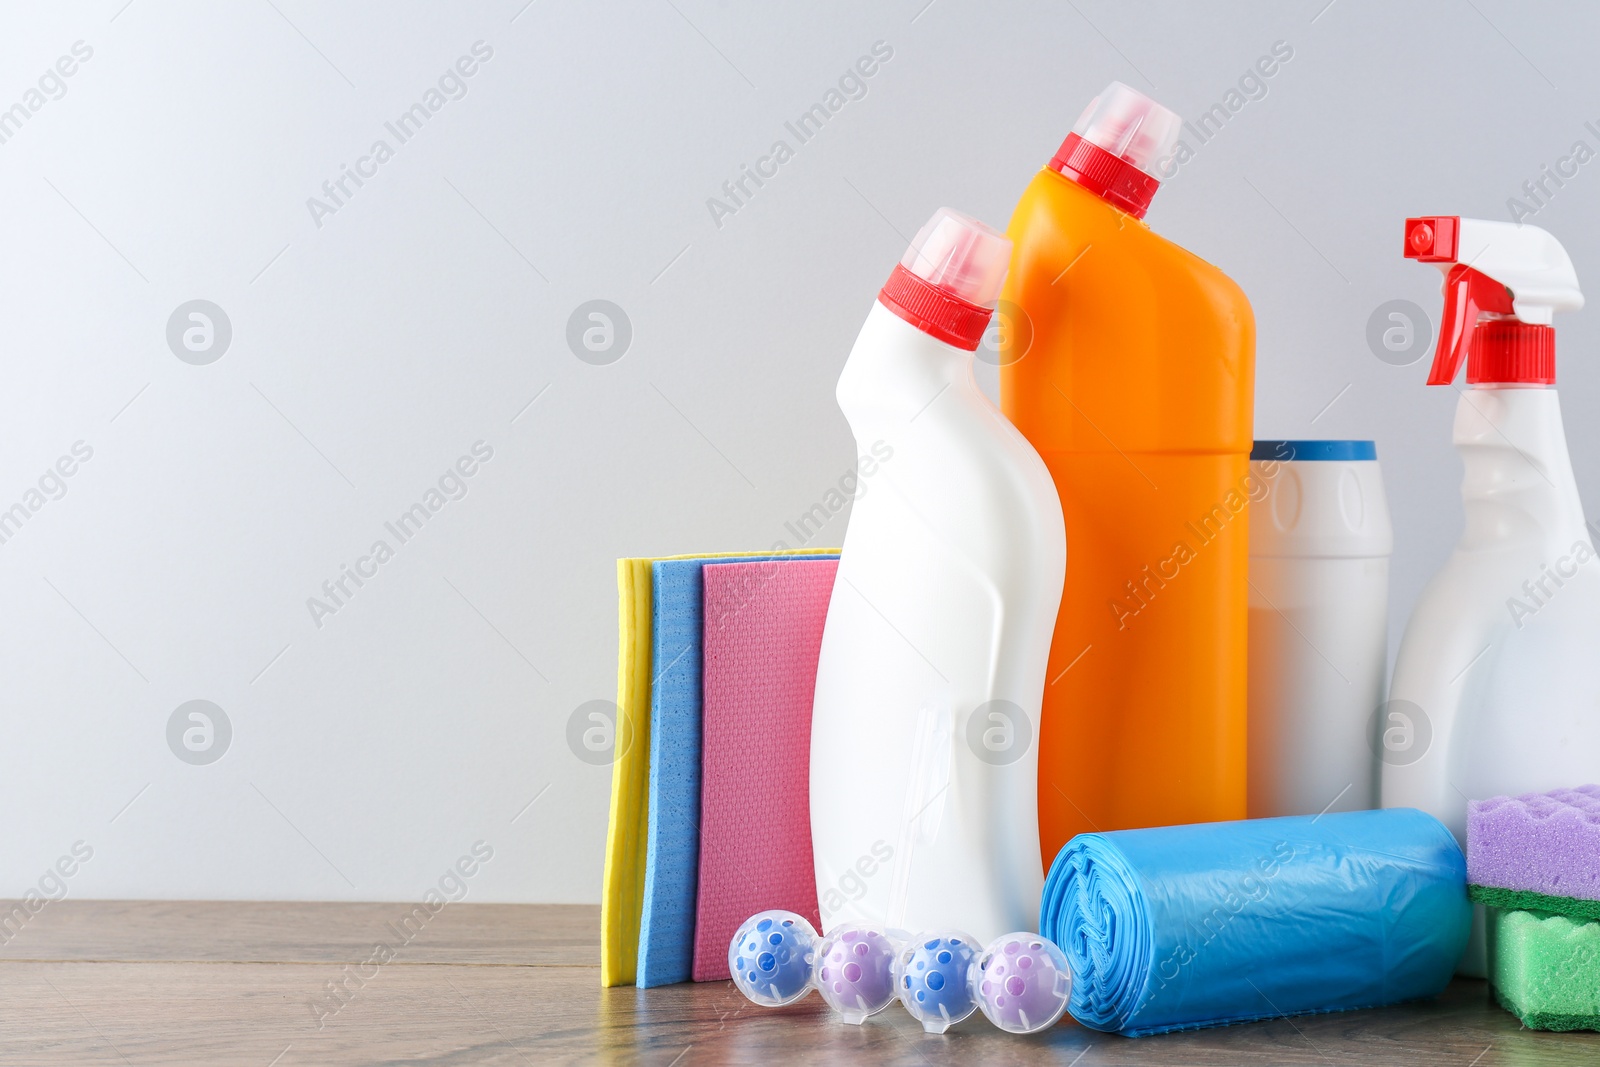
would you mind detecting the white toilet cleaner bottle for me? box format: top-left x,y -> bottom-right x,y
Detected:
1384,216 -> 1600,973
809,208 -> 1066,943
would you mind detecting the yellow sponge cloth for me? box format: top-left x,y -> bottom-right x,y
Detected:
600,548 -> 839,987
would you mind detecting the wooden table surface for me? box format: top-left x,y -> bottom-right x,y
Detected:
0,901 -> 1594,1065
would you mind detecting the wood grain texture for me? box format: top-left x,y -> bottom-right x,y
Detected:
0,902 -> 1594,1066
0,900 -> 595,965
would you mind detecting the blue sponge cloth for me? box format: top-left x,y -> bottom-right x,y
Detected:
636,555 -> 837,987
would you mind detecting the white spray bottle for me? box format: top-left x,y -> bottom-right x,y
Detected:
809,208 -> 1066,943
1384,216 -> 1600,972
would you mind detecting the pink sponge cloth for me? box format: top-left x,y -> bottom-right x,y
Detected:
691,558 -> 836,982
1468,785 -> 1600,908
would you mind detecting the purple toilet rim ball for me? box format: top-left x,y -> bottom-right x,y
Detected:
973,933 -> 1071,1034
815,925 -> 897,1020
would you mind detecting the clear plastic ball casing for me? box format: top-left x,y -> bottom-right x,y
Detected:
893,931 -> 980,1033
812,924 -> 898,1024
970,932 -> 1072,1034
729,910 -> 818,1007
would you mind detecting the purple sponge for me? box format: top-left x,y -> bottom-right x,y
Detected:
1468,785 -> 1600,918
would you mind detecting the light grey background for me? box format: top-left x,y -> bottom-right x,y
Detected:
2,0 -> 1597,902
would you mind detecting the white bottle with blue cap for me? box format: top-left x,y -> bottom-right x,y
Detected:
1247,440 -> 1392,818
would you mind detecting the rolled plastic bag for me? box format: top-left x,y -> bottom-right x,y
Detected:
1040,808 -> 1470,1036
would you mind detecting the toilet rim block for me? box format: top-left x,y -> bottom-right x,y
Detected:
727,910 -> 818,1008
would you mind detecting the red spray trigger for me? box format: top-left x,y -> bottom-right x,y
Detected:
1427,264 -> 1515,385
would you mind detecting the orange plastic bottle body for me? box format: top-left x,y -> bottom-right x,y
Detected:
1000,170 -> 1255,866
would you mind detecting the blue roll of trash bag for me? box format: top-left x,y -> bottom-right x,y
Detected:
1039,808 -> 1470,1036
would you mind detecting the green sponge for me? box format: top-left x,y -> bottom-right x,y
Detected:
1488,908 -> 1600,1031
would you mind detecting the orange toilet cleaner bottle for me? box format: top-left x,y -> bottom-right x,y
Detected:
1000,82 -> 1256,864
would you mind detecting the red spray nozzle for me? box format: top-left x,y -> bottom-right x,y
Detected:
1404,216 -> 1458,262
1403,215 -> 1566,386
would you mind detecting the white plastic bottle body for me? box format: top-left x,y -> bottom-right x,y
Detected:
809,300 -> 1066,943
1249,557 -> 1389,814
1248,452 -> 1392,817
1383,386 -> 1600,972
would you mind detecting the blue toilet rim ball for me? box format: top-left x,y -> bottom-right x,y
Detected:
894,930 -> 981,1032
728,910 -> 818,1007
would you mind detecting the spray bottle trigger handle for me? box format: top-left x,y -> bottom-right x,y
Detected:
1427,264 -> 1516,386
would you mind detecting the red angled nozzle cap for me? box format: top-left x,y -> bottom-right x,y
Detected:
879,265 -> 993,350
1049,83 -> 1180,218
879,208 -> 1009,350
1050,134 -> 1162,219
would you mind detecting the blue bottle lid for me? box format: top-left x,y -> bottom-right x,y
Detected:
1250,440 -> 1376,462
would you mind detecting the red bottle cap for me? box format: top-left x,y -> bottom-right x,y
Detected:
1048,82 -> 1181,220
878,208 -> 1010,351
1050,134 -> 1162,219
1469,320 -> 1555,385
